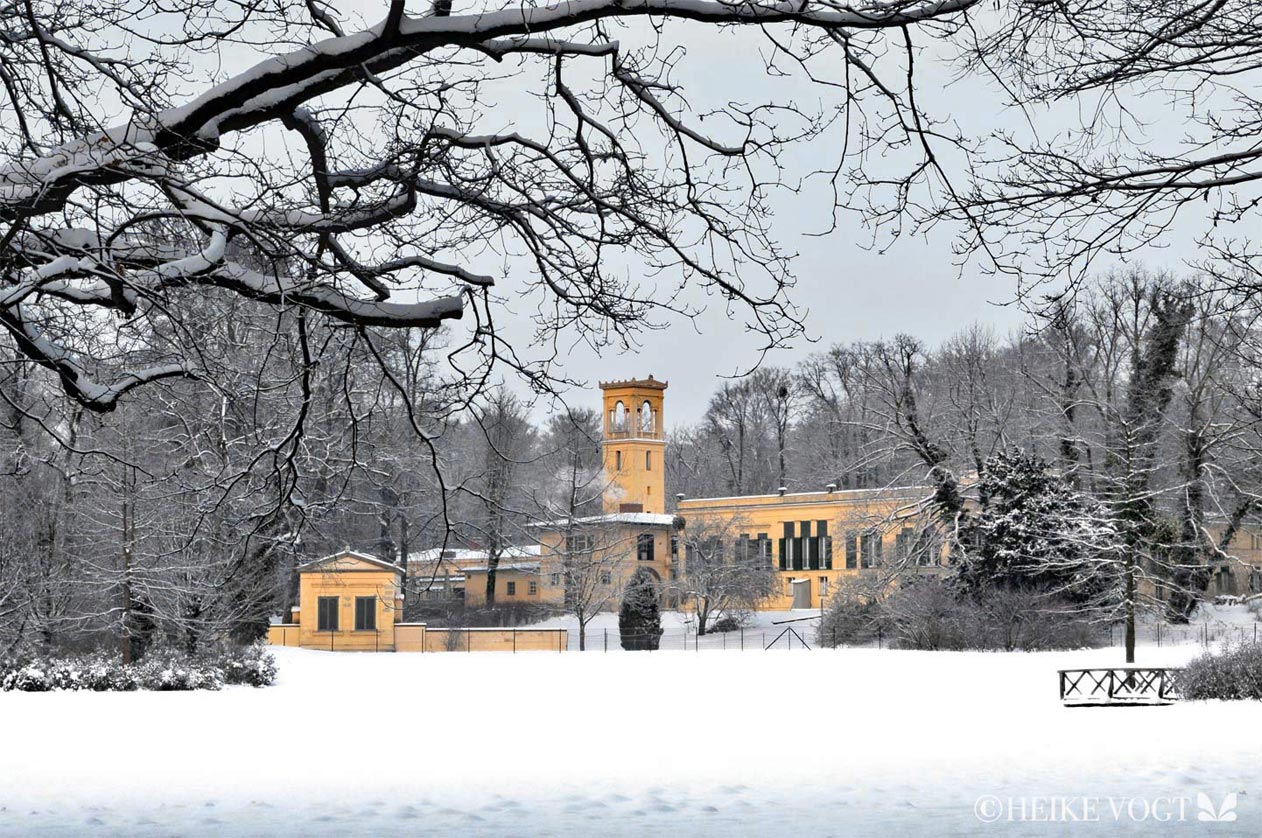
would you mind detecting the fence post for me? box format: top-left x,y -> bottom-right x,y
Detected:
1157,622 -> 1161,647
740,627 -> 744,651
513,628 -> 517,653
604,628 -> 608,652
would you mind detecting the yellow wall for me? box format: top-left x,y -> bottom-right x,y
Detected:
463,568 -> 562,608
297,558 -> 401,651
677,487 -> 944,610
421,628 -> 568,653
600,378 -> 668,514
267,624 -> 300,647
534,523 -> 675,609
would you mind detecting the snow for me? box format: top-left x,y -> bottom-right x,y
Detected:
528,512 -> 677,528
2,612 -> 1260,835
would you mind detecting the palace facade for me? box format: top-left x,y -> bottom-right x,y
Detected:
271,374 -> 1262,651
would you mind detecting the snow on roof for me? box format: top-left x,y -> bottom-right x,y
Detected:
528,512 -> 677,529
297,549 -> 403,574
460,562 -> 542,574
408,545 -> 543,565
676,486 -> 932,506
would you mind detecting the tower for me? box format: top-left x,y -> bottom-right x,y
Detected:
600,376 -> 668,514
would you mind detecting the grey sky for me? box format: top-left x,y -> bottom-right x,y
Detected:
184,5 -> 1219,426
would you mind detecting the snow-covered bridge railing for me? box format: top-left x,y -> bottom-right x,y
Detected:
1058,668 -> 1182,706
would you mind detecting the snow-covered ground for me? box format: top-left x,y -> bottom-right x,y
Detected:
3,611 -> 1260,837
534,602 -> 1262,653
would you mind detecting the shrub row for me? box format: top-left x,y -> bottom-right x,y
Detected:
0,642 -> 277,692
818,578 -> 1105,651
1178,643 -> 1262,701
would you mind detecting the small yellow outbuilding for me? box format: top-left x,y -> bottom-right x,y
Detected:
270,550 -> 405,652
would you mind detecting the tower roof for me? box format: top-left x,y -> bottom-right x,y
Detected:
599,375 -> 668,391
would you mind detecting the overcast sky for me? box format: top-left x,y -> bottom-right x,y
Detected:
201,5 -> 1216,427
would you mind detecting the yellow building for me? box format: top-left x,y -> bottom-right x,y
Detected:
273,550 -> 406,651
525,376 -> 681,609
600,376 -> 668,515
677,486 -> 946,610
269,548 -> 570,652
407,545 -> 548,605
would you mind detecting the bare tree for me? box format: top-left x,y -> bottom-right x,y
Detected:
675,513 -> 777,635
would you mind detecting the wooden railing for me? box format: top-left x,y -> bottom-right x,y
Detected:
1058,667 -> 1182,706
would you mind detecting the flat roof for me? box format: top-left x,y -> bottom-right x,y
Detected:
529,512 -> 677,529
677,486 -> 931,507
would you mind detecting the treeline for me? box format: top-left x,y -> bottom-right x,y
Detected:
3,268 -> 1261,655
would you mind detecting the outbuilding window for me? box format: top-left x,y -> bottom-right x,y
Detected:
637,533 -> 655,562
354,596 -> 376,631
529,582 -> 538,596
317,596 -> 339,632
507,581 -> 517,595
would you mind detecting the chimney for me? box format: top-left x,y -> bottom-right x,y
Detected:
777,487 -> 787,497
826,483 -> 837,494
676,493 -> 685,501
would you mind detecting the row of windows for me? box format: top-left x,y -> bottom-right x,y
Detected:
678,523 -> 936,573
609,400 -> 656,434
316,596 -> 378,632
785,576 -> 831,597
613,450 -> 653,471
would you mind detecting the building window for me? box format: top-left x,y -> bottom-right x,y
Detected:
861,531 -> 881,568
354,596 -> 376,631
785,577 -> 795,597
756,534 -> 772,568
601,571 -> 612,585
550,572 -> 561,586
317,596 -> 339,632
529,582 -> 538,596
507,581 -> 517,596
802,520 -> 815,571
615,450 -> 623,470
820,577 -> 829,598
645,450 -> 652,471
845,532 -> 858,569
637,533 -> 655,562
671,535 -> 679,558
566,534 -> 593,554
779,522 -> 794,571
896,527 -> 915,561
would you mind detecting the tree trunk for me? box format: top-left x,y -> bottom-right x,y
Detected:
1125,555 -> 1136,664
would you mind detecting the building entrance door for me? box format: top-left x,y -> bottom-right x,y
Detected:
791,578 -> 812,609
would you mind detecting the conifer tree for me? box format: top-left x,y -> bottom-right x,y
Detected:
619,569 -> 663,651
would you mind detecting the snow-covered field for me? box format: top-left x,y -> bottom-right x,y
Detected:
3,628 -> 1260,837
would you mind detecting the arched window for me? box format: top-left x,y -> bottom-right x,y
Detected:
612,400 -> 627,431
639,400 -> 654,433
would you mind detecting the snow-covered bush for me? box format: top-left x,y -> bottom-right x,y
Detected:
1178,644 -> 1262,701
133,652 -> 223,691
217,642 -> 278,687
0,644 -> 276,691
818,578 -> 1104,651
